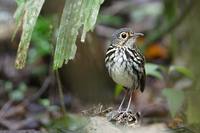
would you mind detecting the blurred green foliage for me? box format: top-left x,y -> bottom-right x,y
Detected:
32,17 -> 52,55
114,84 -> 123,97
145,63 -> 163,80
5,82 -> 27,102
162,88 -> 184,117
163,0 -> 177,22
169,65 -> 193,79
48,114 -> 88,133
97,14 -> 124,26
39,98 -> 59,112
28,16 -> 52,65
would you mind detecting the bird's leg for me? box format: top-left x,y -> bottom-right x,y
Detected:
115,90 -> 133,121
125,89 -> 133,113
117,90 -> 128,112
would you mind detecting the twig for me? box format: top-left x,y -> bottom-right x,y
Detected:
55,70 -> 66,115
23,76 -> 52,105
0,100 -> 13,118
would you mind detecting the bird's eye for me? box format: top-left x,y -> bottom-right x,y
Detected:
121,32 -> 127,39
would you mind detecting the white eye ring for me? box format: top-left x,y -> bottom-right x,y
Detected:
120,32 -> 128,39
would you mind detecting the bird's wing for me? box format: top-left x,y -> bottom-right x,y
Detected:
136,51 -> 146,92
139,64 -> 146,92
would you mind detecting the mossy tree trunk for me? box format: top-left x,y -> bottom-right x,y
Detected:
185,0 -> 200,126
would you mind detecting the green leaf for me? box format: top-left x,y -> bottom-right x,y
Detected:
15,0 -> 45,69
53,0 -> 104,69
12,0 -> 26,40
169,65 -> 193,78
114,84 -> 123,97
81,0 -> 104,42
145,63 -> 163,79
53,0 -> 82,69
162,88 -> 184,117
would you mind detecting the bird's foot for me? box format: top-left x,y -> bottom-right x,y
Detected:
106,109 -> 141,126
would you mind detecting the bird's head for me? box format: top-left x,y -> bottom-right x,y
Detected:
111,28 -> 143,48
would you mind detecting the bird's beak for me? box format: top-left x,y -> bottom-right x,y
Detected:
130,32 -> 144,38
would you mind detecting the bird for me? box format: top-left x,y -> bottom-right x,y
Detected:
105,28 -> 146,114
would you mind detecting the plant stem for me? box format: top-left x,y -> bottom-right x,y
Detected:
55,70 -> 66,115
